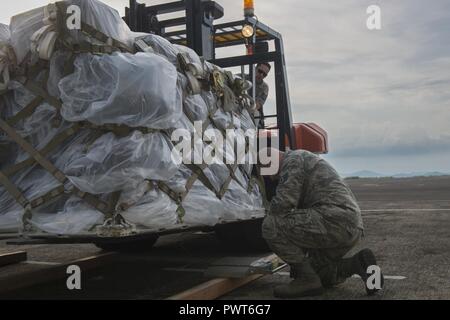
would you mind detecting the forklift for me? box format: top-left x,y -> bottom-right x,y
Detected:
124,0 -> 328,154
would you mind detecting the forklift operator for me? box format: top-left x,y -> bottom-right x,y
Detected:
247,62 -> 270,128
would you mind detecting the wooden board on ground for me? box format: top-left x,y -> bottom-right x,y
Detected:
168,254 -> 287,300
0,251 -> 27,268
0,252 -> 117,294
167,274 -> 263,300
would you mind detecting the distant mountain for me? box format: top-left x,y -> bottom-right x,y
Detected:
391,171 -> 450,178
343,170 -> 450,178
342,170 -> 384,178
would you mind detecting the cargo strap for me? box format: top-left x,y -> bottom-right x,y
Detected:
231,77 -> 252,97
227,163 -> 245,189
16,77 -> 63,111
71,188 -> 110,215
30,3 -> 59,61
211,69 -> 239,113
0,119 -> 111,219
218,174 -> 233,200
134,38 -> 155,54
79,122 -> 161,136
0,174 -> 65,230
157,181 -> 181,204
62,52 -> 76,77
157,181 -> 186,224
0,43 -> 17,93
0,118 -> 66,183
29,185 -> 65,209
0,171 -> 29,208
6,96 -> 44,126
182,96 -> 255,197
3,124 -> 81,177
67,42 -> 119,55
178,53 -> 203,95
29,2 -> 133,62
80,22 -> 134,54
247,175 -> 256,194
107,191 -> 122,215
185,164 -> 217,196
210,70 -> 225,98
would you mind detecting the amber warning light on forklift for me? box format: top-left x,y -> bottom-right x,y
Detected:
244,0 -> 255,17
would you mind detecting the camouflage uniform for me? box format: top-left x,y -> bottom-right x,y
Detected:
254,80 -> 269,111
245,75 -> 269,128
262,150 -> 364,286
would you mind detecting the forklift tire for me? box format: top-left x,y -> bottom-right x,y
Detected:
94,236 -> 159,252
215,219 -> 270,252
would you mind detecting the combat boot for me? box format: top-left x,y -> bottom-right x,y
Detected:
274,260 -> 324,298
337,248 -> 384,295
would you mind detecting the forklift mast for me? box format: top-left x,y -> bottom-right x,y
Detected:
124,0 -> 298,151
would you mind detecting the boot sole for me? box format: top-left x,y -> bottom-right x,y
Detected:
357,249 -> 384,296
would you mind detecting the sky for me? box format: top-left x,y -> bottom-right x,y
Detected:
1,0 -> 449,175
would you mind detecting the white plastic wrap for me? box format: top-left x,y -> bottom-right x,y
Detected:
201,91 -> 218,113
174,44 -> 203,66
63,131 -> 179,194
0,165 -> 62,231
203,165 -> 228,193
239,108 -> 257,132
0,93 -> 20,167
121,189 -> 178,228
16,102 -> 62,150
30,197 -> 104,235
0,24 -> 10,41
211,109 -> 234,131
141,34 -> 203,67
140,34 -> 180,65
164,166 -> 224,226
184,94 -> 209,122
9,7 -> 45,63
0,0 -> 266,235
0,204 -> 22,231
59,52 -> 182,129
221,180 -> 264,220
67,0 -> 135,48
9,0 -> 136,64
182,182 -> 225,226
47,51 -> 71,98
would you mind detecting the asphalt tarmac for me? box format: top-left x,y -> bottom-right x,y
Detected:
1,176 -> 449,299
